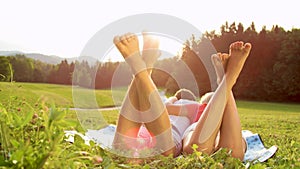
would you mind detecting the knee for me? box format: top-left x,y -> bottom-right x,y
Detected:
162,146 -> 176,157
183,143 -> 194,154
197,143 -> 215,155
220,144 -> 245,161
231,148 -> 245,161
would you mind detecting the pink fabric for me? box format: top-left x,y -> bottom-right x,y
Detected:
193,103 -> 207,123
137,125 -> 156,148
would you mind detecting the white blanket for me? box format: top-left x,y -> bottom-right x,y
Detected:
65,127 -> 278,162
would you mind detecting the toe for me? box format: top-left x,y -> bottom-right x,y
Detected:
120,35 -> 128,45
220,53 -> 226,61
234,41 -> 242,50
125,32 -> 135,41
234,42 -> 239,49
212,53 -> 222,64
230,42 -> 237,50
113,35 -> 121,45
239,41 -> 244,45
218,53 -> 224,61
244,43 -> 252,50
132,33 -> 138,41
212,53 -> 219,59
238,41 -> 244,49
243,43 -> 252,53
211,53 -> 217,61
125,32 -> 131,39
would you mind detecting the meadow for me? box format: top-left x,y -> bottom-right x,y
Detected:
0,82 -> 299,168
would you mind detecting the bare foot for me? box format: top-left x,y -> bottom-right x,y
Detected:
113,33 -> 146,75
113,33 -> 140,59
219,53 -> 230,70
211,53 -> 230,85
142,31 -> 161,69
225,41 -> 252,87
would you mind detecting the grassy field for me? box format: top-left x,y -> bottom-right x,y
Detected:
237,101 -> 300,168
0,82 -> 126,108
0,82 -> 299,168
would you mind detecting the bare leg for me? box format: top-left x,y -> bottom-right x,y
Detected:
113,80 -> 141,148
113,32 -> 160,138
112,33 -> 143,151
212,53 -> 246,160
113,32 -> 160,135
113,33 -> 175,156
141,31 -> 160,74
218,91 -> 246,160
183,41 -> 251,155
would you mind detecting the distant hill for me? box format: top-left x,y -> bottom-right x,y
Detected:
0,51 -> 24,56
0,51 -> 99,65
26,53 -> 63,64
0,51 -> 62,64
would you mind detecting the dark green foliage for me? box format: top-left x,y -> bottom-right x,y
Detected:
198,23 -> 299,102
0,57 -> 11,82
271,29 -> 300,101
8,55 -> 34,82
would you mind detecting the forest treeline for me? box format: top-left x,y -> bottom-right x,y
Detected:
0,22 -> 299,102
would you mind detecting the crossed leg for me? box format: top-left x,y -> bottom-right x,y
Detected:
183,41 -> 251,160
212,53 -> 246,160
112,32 -> 175,157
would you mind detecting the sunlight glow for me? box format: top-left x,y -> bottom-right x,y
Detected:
103,34 -> 184,62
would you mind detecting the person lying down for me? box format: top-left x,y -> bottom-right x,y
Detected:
65,89 -> 277,163
65,31 -> 277,163
110,31 -> 251,159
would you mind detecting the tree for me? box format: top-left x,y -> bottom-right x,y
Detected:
179,36 -> 215,96
0,56 -> 11,81
271,29 -> 300,101
32,60 -> 52,83
236,23 -> 244,36
73,61 -> 92,88
56,60 -> 72,84
9,55 -> 34,82
152,58 -> 177,88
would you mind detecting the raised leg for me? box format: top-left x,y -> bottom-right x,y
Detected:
141,31 -> 161,74
113,32 -> 160,138
112,32 -> 175,156
183,41 -> 251,156
217,91 -> 246,160
212,53 -> 246,160
112,33 -> 142,152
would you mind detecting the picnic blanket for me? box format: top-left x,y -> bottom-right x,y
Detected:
65,126 -> 277,162
242,130 -> 278,162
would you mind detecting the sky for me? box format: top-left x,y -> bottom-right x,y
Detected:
0,0 -> 299,59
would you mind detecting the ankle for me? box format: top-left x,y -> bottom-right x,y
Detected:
124,53 -> 147,75
135,70 -> 150,79
224,74 -> 236,90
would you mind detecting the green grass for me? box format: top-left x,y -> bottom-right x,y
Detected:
0,82 -> 299,168
237,101 -> 300,168
238,101 -> 300,141
0,82 -> 126,108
